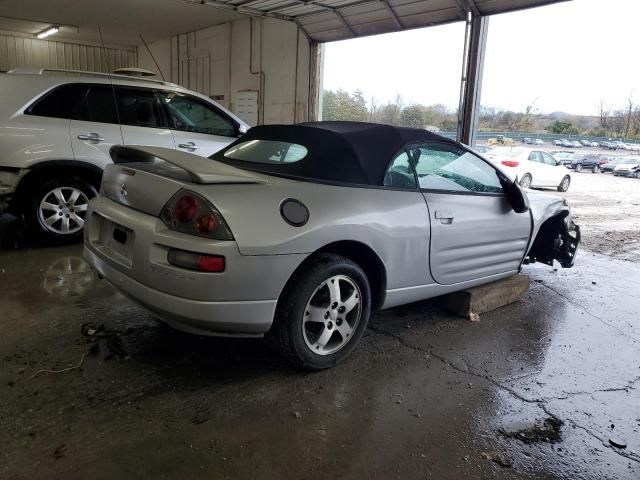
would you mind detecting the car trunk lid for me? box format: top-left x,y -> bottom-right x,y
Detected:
103,146 -> 269,216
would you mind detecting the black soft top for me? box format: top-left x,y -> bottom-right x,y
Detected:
212,121 -> 454,186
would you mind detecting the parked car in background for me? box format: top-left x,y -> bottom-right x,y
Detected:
567,154 -> 609,173
474,144 -> 490,153
533,138 -> 544,145
570,141 -> 582,148
601,157 -> 629,172
580,140 -> 591,146
0,68 -> 249,242
590,141 -> 599,147
484,147 -> 571,191
601,141 -> 617,150
522,137 -> 533,144
552,151 -> 577,166
615,165 -> 640,178
84,122 -> 580,369
553,139 -> 563,146
613,157 -> 640,176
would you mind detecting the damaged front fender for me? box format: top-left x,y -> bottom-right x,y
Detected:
524,192 -> 581,268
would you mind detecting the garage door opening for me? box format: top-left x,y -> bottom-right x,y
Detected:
320,22 -> 465,136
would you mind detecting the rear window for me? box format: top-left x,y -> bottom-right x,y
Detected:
224,140 -> 308,164
26,84 -> 86,119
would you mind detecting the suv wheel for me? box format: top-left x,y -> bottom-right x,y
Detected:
26,177 -> 97,244
273,253 -> 371,370
574,163 -> 583,173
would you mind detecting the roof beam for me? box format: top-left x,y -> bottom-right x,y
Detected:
334,10 -> 356,36
380,0 -> 403,30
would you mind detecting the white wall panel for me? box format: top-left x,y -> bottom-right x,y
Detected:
138,17 -> 313,125
0,33 -> 136,72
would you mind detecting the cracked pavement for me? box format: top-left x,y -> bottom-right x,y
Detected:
1,242 -> 639,479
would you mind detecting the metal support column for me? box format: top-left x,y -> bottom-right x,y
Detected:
458,14 -> 489,146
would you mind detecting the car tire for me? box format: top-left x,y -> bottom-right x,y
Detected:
557,175 -> 571,192
272,253 -> 371,370
519,174 -> 532,189
25,176 -> 97,244
575,164 -> 583,173
592,164 -> 600,173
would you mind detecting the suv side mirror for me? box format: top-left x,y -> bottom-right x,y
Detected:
237,124 -> 247,137
498,172 -> 530,214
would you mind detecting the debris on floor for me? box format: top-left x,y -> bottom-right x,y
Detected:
500,417 -> 564,445
481,451 -> 513,468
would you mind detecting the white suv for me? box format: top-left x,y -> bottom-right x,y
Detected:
0,68 -> 248,242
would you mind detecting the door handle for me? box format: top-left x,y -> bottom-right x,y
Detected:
435,211 -> 454,224
178,142 -> 199,151
78,133 -> 104,142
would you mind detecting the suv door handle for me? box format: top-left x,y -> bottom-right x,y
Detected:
435,211 -> 454,224
77,133 -> 104,142
178,142 -> 199,151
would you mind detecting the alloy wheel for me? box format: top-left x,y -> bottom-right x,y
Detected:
38,187 -> 89,235
520,175 -> 532,189
302,274 -> 362,355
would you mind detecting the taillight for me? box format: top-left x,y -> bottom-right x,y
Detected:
501,160 -> 520,167
167,248 -> 225,272
161,190 -> 233,240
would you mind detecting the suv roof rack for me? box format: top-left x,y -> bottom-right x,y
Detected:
6,67 -> 177,87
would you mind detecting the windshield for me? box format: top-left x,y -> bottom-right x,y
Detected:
224,140 -> 308,164
486,147 -> 525,158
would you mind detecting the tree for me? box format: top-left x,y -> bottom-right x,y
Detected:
400,104 -> 424,128
598,100 -> 611,133
549,121 -> 578,135
322,89 -> 368,122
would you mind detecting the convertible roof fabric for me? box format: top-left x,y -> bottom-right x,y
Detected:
212,121 -> 455,186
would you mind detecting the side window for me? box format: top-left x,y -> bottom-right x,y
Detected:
115,88 -> 164,128
159,92 -> 236,136
413,143 -> 503,194
528,151 -> 542,163
383,151 -> 417,189
26,84 -> 87,119
77,86 -> 119,124
541,152 -> 557,166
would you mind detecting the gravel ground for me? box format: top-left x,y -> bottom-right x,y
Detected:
551,171 -> 640,263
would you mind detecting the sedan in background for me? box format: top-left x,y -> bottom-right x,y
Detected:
568,154 -> 609,173
601,157 -> 630,172
613,157 -> 640,176
484,147 -> 571,191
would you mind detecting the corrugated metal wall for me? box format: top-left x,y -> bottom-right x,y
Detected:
0,34 -> 136,72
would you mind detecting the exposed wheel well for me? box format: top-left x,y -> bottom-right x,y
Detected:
282,241 -> 387,312
12,162 -> 102,212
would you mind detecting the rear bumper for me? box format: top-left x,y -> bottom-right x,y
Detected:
83,196 -> 307,337
84,247 -> 276,336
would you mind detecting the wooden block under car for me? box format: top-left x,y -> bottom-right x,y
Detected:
446,274 -> 530,321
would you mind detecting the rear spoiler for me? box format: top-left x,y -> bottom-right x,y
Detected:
109,145 -> 268,185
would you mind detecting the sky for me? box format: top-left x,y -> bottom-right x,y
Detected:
322,0 -> 640,116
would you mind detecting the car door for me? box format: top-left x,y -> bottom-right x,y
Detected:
69,85 -> 123,169
412,142 -> 531,285
114,87 -> 175,150
158,91 -> 239,157
526,150 -> 548,186
540,152 -> 564,185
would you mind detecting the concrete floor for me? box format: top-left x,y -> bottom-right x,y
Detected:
1,242 -> 638,479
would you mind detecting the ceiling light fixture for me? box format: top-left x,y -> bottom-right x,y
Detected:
36,26 -> 59,39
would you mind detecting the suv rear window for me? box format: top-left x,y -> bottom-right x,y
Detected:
26,84 -> 87,119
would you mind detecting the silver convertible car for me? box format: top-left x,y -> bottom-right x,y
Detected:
84,122 -> 580,369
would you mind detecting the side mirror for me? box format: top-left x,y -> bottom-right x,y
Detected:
498,172 -> 530,214
237,124 -> 248,137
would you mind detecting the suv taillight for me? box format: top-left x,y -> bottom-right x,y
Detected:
161,190 -> 233,240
